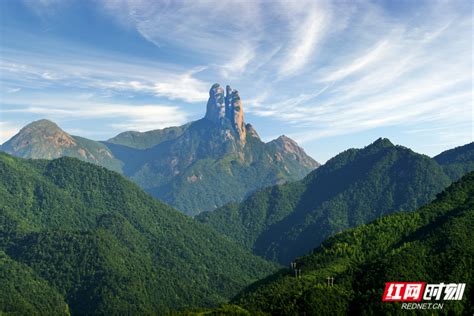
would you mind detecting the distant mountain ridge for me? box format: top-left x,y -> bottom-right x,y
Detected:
1,84 -> 319,216
197,138 -> 474,264
434,142 -> 474,181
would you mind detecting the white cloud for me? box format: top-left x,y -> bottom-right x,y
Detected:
41,72 -> 60,80
101,0 -> 263,62
100,0 -> 337,80
247,2 -> 472,149
153,68 -> 209,102
99,72 -> 209,103
219,46 -> 256,79
278,2 -> 331,77
4,88 -> 21,94
2,96 -> 190,133
320,40 -> 391,82
0,51 -> 210,103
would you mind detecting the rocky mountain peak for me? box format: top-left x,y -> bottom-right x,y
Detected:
271,135 -> 305,154
205,83 -> 225,124
205,83 -> 246,143
1,119 -> 77,158
268,135 -> 320,169
20,119 -> 67,136
27,119 -> 60,128
0,119 -> 122,172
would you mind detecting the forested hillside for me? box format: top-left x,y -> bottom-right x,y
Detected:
0,153 -> 278,315
434,142 -> 474,181
197,138 -> 459,264
192,172 -> 473,315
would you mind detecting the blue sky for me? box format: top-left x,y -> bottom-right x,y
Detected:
0,0 -> 472,162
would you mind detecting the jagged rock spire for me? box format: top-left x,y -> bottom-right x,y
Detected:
205,83 -> 246,143
205,83 -> 225,124
225,85 -> 233,118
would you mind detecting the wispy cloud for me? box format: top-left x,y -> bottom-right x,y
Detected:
4,88 -> 21,94
21,0 -> 71,18
219,45 -> 256,79
277,1 -> 331,77
3,97 -> 189,133
320,40 -> 391,82
101,0 -> 337,79
98,67 -> 209,102
4,0 -> 472,159
0,51 -> 210,103
246,1 -> 472,150
152,68 -> 209,102
101,0 -> 263,72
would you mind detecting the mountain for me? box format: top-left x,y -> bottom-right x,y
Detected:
268,135 -> 319,172
229,172 -> 474,315
197,138 -> 454,264
0,152 -> 278,315
1,84 -> 319,216
0,119 -> 123,173
103,83 -> 319,216
434,142 -> 474,181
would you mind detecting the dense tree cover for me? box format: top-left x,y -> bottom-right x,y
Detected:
0,153 -> 279,315
0,250 -> 70,315
230,172 -> 474,315
175,304 -> 257,315
105,119 -> 318,216
434,142 -> 474,181
196,182 -> 305,251
197,138 -> 465,264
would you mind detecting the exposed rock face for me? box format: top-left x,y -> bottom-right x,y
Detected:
228,87 -> 245,143
268,135 -> 320,170
205,83 -> 225,124
245,124 -> 260,139
0,119 -> 122,172
205,83 -> 246,143
1,119 -> 78,159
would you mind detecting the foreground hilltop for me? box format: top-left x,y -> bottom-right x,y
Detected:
1,84 -> 319,215
231,171 -> 474,314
